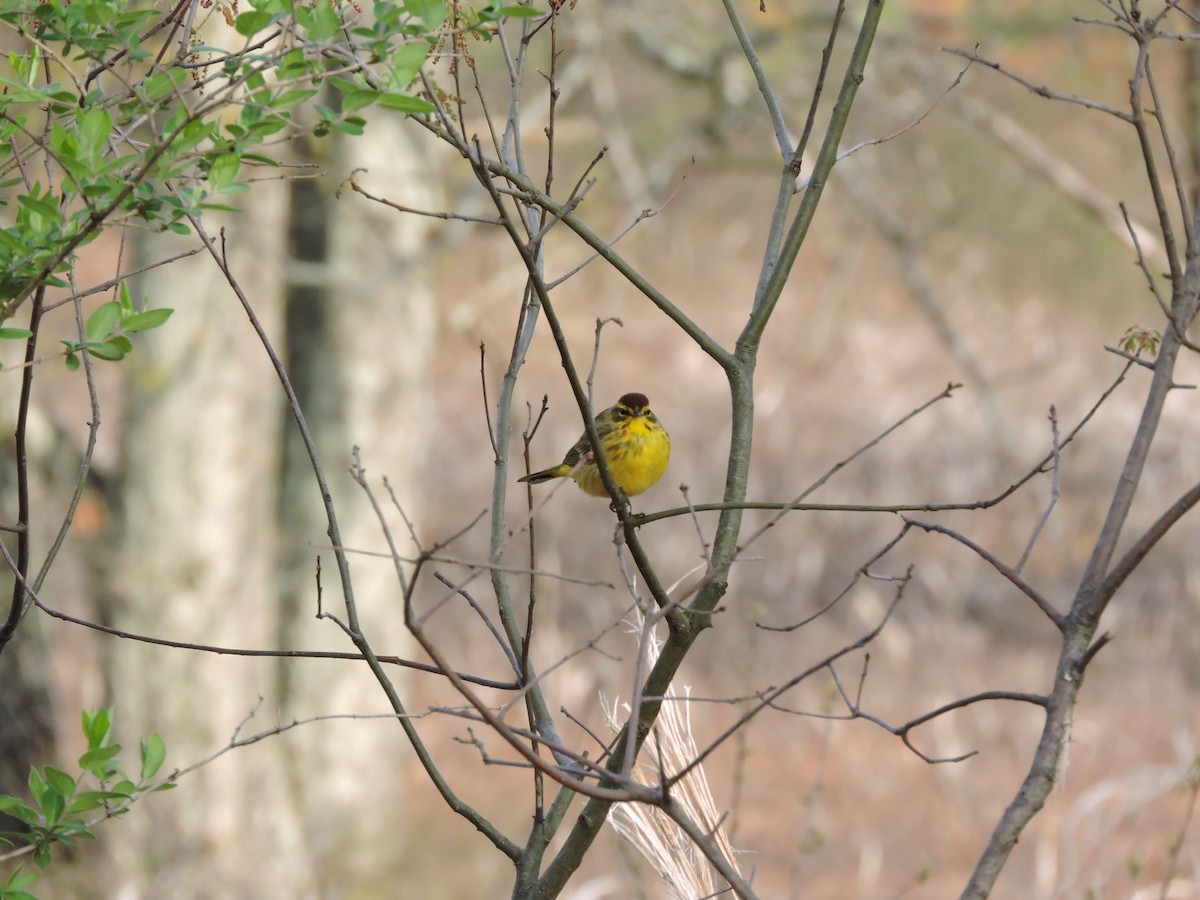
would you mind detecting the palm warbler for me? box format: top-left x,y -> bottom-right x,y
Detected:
519,392 -> 670,497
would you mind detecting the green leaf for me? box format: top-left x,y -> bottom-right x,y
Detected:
297,2 -> 341,40
17,191 -> 60,220
404,0 -> 447,28
43,768 -> 76,800
78,107 -> 111,164
0,228 -> 28,252
338,88 -> 377,113
77,745 -> 122,777
49,123 -> 80,176
85,341 -> 127,361
5,801 -> 40,826
118,281 -> 133,311
4,863 -> 38,892
63,794 -> 104,814
140,734 -> 166,779
173,118 -> 216,154
122,308 -> 173,333
388,41 -> 429,87
0,795 -> 35,816
64,351 -> 79,372
85,301 -> 121,341
67,790 -> 136,814
274,88 -> 317,109
331,117 -> 366,136
277,48 -> 309,78
0,83 -> 54,104
142,70 -> 181,102
27,769 -> 45,805
495,5 -> 544,17
0,327 -> 32,339
52,825 -> 82,850
207,152 -> 242,192
81,708 -> 112,748
234,9 -> 275,35
246,118 -> 287,137
375,92 -> 435,114
39,788 -> 64,825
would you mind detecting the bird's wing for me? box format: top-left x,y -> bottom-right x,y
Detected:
560,431 -> 594,468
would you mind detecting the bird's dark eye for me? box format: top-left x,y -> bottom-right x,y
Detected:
614,409 -> 628,419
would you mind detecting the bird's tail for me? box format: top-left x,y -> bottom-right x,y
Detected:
518,465 -> 571,484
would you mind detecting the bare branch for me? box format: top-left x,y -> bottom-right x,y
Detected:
828,663 -> 1047,765
758,524 -> 911,632
635,361 -> 1135,527
348,177 -> 505,224
1014,407 -> 1061,574
0,540 -> 518,690
668,566 -> 913,787
903,517 -> 1064,630
791,1 -> 847,173
1097,478 -> 1200,604
942,46 -> 1134,121
720,0 -> 793,159
795,53 -> 972,191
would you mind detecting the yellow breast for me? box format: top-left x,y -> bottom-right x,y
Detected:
574,417 -> 670,498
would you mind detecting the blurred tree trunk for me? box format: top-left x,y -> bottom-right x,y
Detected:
273,111 -> 437,889
102,183 -> 301,895
0,408 -> 97,835
98,114 -> 435,895
0,596 -> 53,836
1186,0 -> 1200,206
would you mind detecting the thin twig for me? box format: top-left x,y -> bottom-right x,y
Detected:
795,53 -> 972,191
42,247 -> 205,311
758,524 -> 911,631
635,362 -> 1136,527
679,485 -> 714,568
348,178 -> 504,224
720,0 -> 792,158
791,1 -> 846,173
942,46 -> 1134,121
669,566 -> 913,786
433,571 -> 523,677
0,540 -> 518,689
827,663 -> 1047,764
1014,407 -> 1061,574
545,158 -> 696,290
903,517 -> 1064,630
586,317 -> 623,409
1144,56 -> 1193,246
480,341 -> 499,457
1118,202 -> 1200,352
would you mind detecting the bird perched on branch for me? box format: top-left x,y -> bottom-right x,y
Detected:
519,392 -> 670,498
